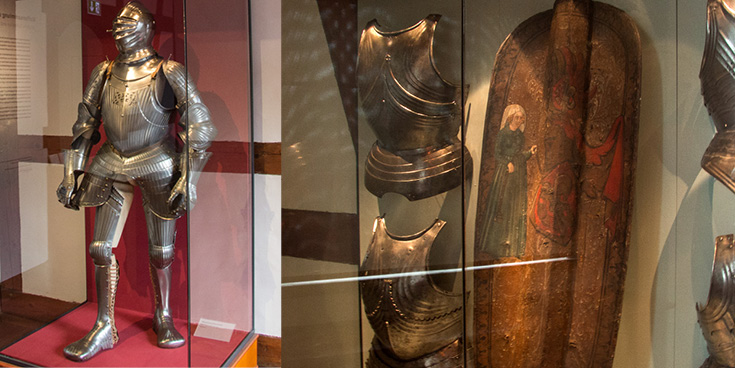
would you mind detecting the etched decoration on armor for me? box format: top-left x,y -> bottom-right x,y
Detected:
56,1 -> 217,361
698,235 -> 735,368
357,14 -> 472,201
360,217 -> 464,368
701,0 -> 735,194
473,1 -> 640,367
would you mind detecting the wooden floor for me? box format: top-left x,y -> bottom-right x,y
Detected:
257,334 -> 281,367
0,289 -> 79,351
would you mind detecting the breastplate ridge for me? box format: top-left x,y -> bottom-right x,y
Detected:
101,58 -> 173,155
360,217 -> 463,362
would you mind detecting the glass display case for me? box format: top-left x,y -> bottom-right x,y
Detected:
0,1 -> 253,366
280,0 -> 719,367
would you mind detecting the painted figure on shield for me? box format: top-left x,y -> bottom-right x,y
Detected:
478,104 -> 537,258
56,1 -> 216,361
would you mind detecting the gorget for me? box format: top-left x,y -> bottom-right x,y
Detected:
358,14 -> 471,200
698,234 -> 735,367
701,0 -> 735,193
360,217 -> 463,361
101,56 -> 174,156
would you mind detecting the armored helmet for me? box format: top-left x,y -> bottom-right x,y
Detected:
112,1 -> 155,53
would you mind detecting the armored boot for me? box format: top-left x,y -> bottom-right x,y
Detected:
150,261 -> 185,348
64,257 -> 119,361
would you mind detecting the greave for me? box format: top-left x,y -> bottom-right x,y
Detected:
150,262 -> 185,348
63,257 -> 119,361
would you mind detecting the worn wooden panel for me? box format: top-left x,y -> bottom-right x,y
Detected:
473,1 -> 640,367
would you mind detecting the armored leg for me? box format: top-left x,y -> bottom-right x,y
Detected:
145,208 -> 185,348
64,189 -> 124,361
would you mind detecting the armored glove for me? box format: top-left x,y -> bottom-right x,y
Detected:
57,148 -> 88,210
167,149 -> 211,216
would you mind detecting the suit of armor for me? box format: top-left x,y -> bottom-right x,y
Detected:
57,1 -> 216,361
360,217 -> 464,367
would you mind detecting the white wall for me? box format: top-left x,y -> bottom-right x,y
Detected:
19,163 -> 86,303
13,0 -> 86,303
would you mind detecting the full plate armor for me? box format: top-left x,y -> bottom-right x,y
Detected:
360,217 -> 464,367
56,1 -> 216,361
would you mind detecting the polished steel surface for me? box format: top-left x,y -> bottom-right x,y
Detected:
360,217 -> 463,363
57,148 -> 88,209
101,60 -> 172,155
169,149 -> 212,214
698,234 -> 735,367
145,209 -> 184,348
112,1 -> 156,63
701,0 -> 735,193
358,15 -> 470,200
63,260 -> 119,361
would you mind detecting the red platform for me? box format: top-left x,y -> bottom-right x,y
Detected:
1,302 -> 251,367
1,303 -> 187,367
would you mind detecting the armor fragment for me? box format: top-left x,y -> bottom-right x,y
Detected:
701,0 -> 735,193
360,217 -> 463,364
698,234 -> 735,367
358,15 -> 471,200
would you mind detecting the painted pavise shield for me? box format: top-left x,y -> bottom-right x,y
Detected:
473,1 -> 640,367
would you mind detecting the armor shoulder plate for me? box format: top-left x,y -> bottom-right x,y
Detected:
162,60 -> 200,113
83,60 -> 112,108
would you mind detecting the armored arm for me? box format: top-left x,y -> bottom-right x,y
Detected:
162,60 -> 218,213
57,61 -> 110,209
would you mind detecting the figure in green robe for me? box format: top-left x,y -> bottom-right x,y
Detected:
478,104 -> 537,258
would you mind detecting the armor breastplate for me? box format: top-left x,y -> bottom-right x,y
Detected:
701,0 -> 735,133
698,234 -> 735,366
358,14 -> 471,200
101,58 -> 173,155
358,14 -> 460,151
359,217 -> 463,361
701,0 -> 735,193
